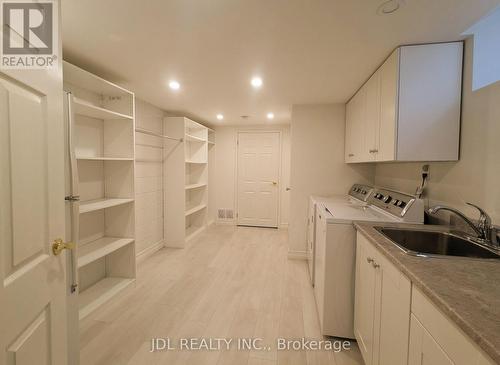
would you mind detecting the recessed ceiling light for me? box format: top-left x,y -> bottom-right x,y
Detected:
169,80 -> 180,90
216,114 -> 224,120
251,77 -> 263,88
267,112 -> 274,120
377,0 -> 404,15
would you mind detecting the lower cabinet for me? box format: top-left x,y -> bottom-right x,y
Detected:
410,287 -> 495,365
354,234 -> 377,362
408,314 -> 453,365
355,231 -> 496,365
354,232 -> 411,365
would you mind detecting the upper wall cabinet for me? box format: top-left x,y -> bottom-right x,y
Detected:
345,42 -> 463,163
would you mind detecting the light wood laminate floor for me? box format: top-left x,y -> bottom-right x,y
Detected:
80,225 -> 364,365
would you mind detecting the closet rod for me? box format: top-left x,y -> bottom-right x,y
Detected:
135,127 -> 183,142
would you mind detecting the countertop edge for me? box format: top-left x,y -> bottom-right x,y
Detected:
354,223 -> 499,364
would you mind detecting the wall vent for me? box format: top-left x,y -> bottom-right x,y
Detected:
218,209 -> 235,220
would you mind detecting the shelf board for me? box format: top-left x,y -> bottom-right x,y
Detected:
79,198 -> 134,214
185,183 -> 207,190
78,277 -> 134,320
76,157 -> 134,161
185,118 -> 207,130
185,204 -> 207,217
186,225 -> 205,241
135,158 -> 163,163
185,134 -> 207,143
64,61 -> 133,97
185,160 -> 207,164
73,97 -> 133,121
78,237 -> 134,268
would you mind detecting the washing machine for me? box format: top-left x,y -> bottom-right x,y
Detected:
313,188 -> 424,338
307,184 -> 374,285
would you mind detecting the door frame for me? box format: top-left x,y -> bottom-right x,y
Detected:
235,130 -> 283,228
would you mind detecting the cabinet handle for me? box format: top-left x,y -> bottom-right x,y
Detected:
366,257 -> 374,264
348,154 -> 354,157
369,149 -> 379,153
372,262 -> 380,269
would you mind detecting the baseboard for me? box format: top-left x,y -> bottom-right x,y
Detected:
287,250 -> 308,260
136,240 -> 165,262
215,220 -> 236,226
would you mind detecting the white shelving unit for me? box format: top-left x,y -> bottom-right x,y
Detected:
207,128 -> 216,226
63,61 -> 136,322
164,117 -> 213,247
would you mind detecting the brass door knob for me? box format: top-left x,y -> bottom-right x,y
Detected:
52,239 -> 75,256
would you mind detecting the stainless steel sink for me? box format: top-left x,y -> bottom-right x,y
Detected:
376,227 -> 500,259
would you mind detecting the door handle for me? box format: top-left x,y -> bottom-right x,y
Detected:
52,239 -> 75,256
272,181 -> 277,186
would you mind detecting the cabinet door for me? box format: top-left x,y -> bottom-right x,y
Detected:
307,200 -> 315,282
345,99 -> 355,162
313,207 -> 327,330
354,235 -> 377,365
409,314 -> 454,365
365,71 -> 381,161
378,49 -> 399,161
345,88 -> 366,163
374,253 -> 412,365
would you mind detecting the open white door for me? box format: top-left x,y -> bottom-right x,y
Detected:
0,4 -> 69,364
237,131 -> 280,228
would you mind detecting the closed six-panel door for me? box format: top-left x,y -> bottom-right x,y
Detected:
237,132 -> 280,228
0,10 -> 68,363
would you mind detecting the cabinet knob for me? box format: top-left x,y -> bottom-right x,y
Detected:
372,262 -> 380,269
366,257 -> 374,264
348,154 -> 354,157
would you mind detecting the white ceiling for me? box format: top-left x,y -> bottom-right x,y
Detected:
61,0 -> 499,126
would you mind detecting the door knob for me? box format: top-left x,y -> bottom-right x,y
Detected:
52,239 -> 75,256
272,181 -> 277,186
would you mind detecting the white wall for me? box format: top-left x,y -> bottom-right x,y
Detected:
134,99 -> 164,255
374,38 -> 500,225
288,104 -> 375,255
214,125 -> 291,227
464,7 -> 500,91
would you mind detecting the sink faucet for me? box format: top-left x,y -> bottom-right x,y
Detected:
427,203 -> 499,248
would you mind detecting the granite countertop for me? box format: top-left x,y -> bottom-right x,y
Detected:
355,222 -> 500,363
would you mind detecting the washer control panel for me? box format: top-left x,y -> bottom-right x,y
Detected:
348,184 -> 374,202
370,188 -> 423,222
